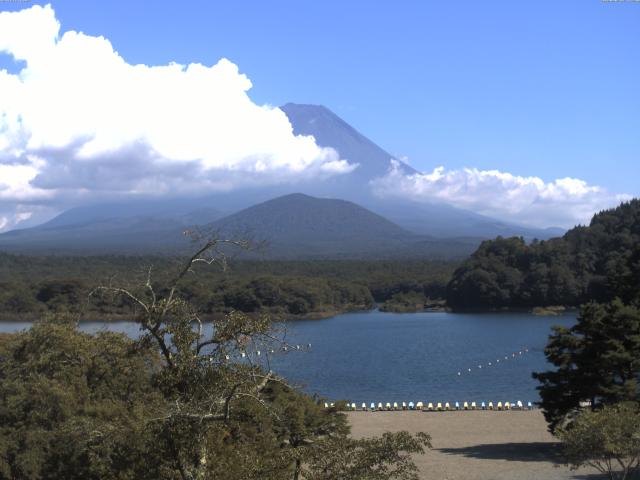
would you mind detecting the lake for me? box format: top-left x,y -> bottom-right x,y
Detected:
0,310 -> 575,405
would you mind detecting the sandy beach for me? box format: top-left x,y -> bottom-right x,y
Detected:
348,410 -> 601,480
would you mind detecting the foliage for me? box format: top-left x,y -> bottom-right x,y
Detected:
0,255 -> 456,319
0,317 -> 165,480
557,403 -> 640,480
303,431 -> 431,480
533,300 -> 640,432
0,240 -> 432,480
447,199 -> 640,309
379,291 -> 427,313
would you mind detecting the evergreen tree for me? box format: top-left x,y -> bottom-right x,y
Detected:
534,300 -> 640,432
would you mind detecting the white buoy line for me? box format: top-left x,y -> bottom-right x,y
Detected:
456,347 -> 530,377
218,343 -> 312,362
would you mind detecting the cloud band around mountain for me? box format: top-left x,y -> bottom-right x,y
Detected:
371,160 -> 631,228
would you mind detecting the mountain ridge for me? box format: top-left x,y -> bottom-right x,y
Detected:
0,103 -> 565,254
0,193 -> 479,259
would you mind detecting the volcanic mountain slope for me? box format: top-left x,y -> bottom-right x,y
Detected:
208,193 -> 478,259
0,193 -> 478,258
280,103 -> 563,239
0,103 -> 563,253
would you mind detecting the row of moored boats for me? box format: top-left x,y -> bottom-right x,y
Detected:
325,400 -> 534,411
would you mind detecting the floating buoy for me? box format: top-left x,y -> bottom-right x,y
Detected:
478,365 -> 482,369
468,368 -> 472,372
457,372 -> 461,376
488,362 -> 492,366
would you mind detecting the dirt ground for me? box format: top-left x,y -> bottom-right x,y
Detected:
347,410 -> 602,480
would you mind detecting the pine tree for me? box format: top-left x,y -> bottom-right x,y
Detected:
534,300 -> 640,432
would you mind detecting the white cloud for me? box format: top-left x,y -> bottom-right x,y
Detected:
371,160 -> 631,228
0,5 -> 356,231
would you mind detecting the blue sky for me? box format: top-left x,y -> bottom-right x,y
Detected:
3,0 -> 637,192
0,1 -> 638,230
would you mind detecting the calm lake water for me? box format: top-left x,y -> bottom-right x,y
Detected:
0,310 -> 575,404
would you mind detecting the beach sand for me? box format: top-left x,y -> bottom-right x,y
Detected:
347,410 -> 601,480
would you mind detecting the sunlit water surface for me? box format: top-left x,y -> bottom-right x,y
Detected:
0,310 -> 575,404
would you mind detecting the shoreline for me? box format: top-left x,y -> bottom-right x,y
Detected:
0,305 -> 579,323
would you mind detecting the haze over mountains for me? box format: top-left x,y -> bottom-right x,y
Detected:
0,104 -> 564,257
210,193 -> 480,259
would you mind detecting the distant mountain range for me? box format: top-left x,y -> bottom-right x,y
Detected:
209,193 -> 479,259
0,193 -> 479,259
0,103 -> 565,257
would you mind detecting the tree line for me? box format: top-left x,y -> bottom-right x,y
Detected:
447,199 -> 640,310
0,255 -> 456,319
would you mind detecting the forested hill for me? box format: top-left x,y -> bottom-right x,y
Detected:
446,200 -> 640,310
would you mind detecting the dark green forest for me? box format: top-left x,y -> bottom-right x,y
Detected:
0,255 -> 455,320
512,201 -> 640,437
0,241 -> 431,480
447,199 -> 640,310
3,200 -> 640,318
